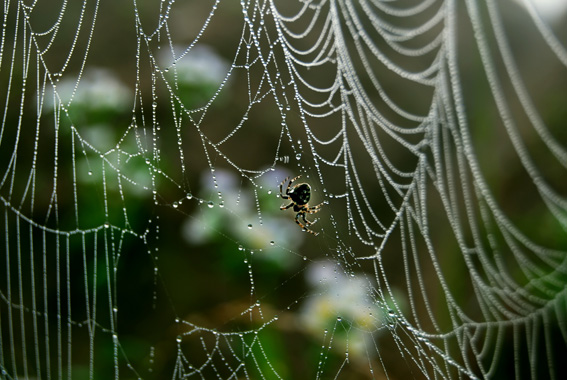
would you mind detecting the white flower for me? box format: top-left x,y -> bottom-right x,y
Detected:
43,68 -> 131,114
159,44 -> 229,87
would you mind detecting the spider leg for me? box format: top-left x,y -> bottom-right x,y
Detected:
295,212 -> 319,235
295,212 -> 306,228
302,212 -> 318,226
279,176 -> 290,199
286,175 -> 301,196
299,212 -> 312,226
280,202 -> 294,210
289,175 -> 301,184
305,202 -> 323,213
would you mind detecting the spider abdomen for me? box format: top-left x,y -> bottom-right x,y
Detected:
290,183 -> 311,205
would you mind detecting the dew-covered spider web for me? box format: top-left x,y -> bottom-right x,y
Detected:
1,0 -> 567,378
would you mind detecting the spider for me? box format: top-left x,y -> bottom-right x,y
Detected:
279,175 -> 323,235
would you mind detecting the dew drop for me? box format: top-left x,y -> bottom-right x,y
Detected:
207,201 -> 214,208
186,193 -> 193,200
269,241 -> 275,246
172,201 -> 178,209
247,224 -> 253,229
87,170 -> 93,176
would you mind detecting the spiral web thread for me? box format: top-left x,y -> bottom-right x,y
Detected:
1,0 -> 566,378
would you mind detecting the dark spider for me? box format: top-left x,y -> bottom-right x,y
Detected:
279,175 -> 323,235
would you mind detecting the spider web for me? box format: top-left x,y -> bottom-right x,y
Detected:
1,0 -> 566,378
